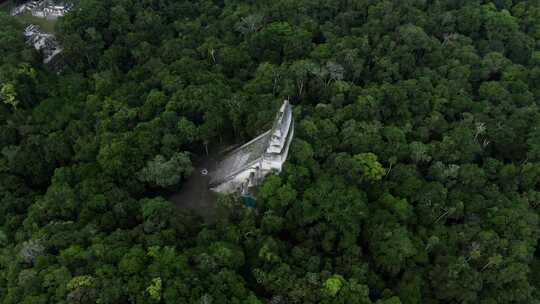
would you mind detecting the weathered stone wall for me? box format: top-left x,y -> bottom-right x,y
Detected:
23,24 -> 63,65
209,100 -> 294,194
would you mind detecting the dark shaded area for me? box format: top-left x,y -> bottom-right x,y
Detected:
169,156 -> 218,222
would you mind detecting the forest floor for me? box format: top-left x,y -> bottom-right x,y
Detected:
169,139 -> 244,222
169,156 -> 219,223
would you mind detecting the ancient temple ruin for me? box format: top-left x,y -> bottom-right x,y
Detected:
23,24 -> 63,65
209,100 -> 294,194
11,1 -> 71,67
11,0 -> 72,20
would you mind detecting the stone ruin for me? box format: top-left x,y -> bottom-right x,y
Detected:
23,24 -> 63,65
11,1 -> 72,67
209,100 -> 294,194
11,0 -> 72,20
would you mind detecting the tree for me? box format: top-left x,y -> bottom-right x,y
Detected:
67,275 -> 97,304
366,213 -> 417,275
353,153 -> 385,182
299,176 -> 368,234
323,274 -> 345,297
2,1 -> 540,303
0,83 -> 18,109
137,152 -> 193,188
235,14 -> 264,36
146,277 -> 162,302
19,239 -> 45,265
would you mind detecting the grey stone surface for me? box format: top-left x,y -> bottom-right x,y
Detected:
12,0 -> 71,20
209,130 -> 271,186
209,100 -> 294,194
13,1 -> 72,67
23,24 -> 63,65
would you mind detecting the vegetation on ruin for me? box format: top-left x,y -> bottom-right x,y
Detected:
1,1 -> 58,33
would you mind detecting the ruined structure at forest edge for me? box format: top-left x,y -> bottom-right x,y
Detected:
11,0 -> 71,20
12,1 -> 71,66
209,100 -> 294,194
23,24 -> 62,65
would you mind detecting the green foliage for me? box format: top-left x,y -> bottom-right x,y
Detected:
0,83 -> 18,109
323,274 -> 345,297
353,152 -> 385,182
146,277 -> 162,301
1,1 -> 540,303
67,275 -> 94,290
137,152 -> 193,188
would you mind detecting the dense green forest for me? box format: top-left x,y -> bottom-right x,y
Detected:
2,0 -> 540,303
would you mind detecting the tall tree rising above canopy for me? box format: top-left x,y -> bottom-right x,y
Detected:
2,0 -> 540,303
